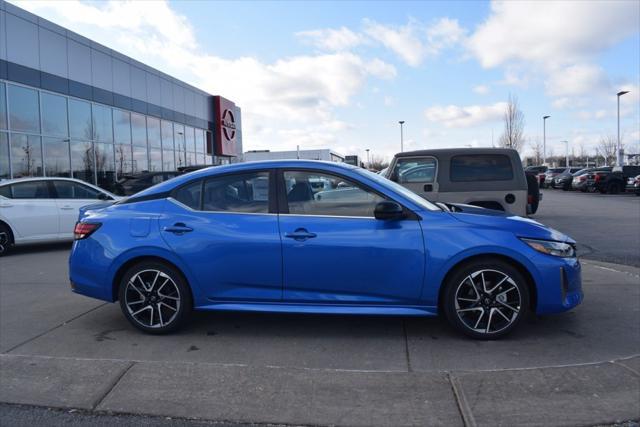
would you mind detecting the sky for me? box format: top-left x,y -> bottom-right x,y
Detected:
12,0 -> 640,162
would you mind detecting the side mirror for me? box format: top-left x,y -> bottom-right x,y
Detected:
98,192 -> 110,200
374,201 -> 405,220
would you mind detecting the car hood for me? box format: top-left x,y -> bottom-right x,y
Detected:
447,204 -> 574,243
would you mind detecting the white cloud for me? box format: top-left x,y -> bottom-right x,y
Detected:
383,96 -> 395,107
545,64 -> 610,98
363,17 -> 465,66
473,85 -> 490,95
14,0 -> 396,152
296,27 -> 365,51
424,102 -> 507,128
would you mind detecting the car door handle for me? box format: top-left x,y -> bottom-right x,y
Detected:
285,228 -> 317,241
424,184 -> 433,192
163,223 -> 193,234
60,205 -> 75,210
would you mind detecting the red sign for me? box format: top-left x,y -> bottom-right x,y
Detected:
213,96 -> 237,156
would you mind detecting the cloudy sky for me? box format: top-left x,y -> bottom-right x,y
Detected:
13,0 -> 640,161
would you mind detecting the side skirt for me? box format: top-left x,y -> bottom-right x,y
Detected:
195,302 -> 438,316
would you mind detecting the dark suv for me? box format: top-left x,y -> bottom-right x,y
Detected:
592,166 -> 640,194
553,167 -> 585,190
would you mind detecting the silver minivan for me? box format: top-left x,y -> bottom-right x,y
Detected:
384,148 -> 531,216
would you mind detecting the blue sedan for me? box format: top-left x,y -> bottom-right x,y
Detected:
69,160 -> 582,339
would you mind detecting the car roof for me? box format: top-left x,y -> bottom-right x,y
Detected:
394,147 -> 519,158
0,176 -> 91,185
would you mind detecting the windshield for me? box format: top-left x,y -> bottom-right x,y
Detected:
355,168 -> 442,212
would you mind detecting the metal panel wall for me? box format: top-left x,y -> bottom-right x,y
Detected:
39,27 -> 67,77
67,39 -> 92,85
5,12 -> 39,69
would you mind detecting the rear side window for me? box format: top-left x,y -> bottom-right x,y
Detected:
8,181 -> 52,199
0,186 -> 11,198
173,181 -> 202,210
450,155 -> 514,182
392,157 -> 437,183
52,181 -> 102,199
203,172 -> 269,213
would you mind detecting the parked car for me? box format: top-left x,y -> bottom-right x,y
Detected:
553,167 -> 585,191
383,148 -> 537,216
525,166 -> 547,188
69,160 -> 582,339
571,167 -> 612,192
593,166 -> 640,194
0,177 -> 119,255
627,175 -> 640,195
544,168 -> 571,188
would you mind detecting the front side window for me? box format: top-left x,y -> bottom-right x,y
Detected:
52,180 -> 102,199
10,181 -> 51,199
203,172 -> 269,213
173,180 -> 202,210
284,170 -> 385,217
392,157 -> 437,183
450,155 -> 514,182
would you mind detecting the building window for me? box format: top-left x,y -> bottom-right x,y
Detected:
149,148 -> 162,172
0,83 -> 7,130
92,104 -> 113,142
70,140 -> 94,184
69,99 -> 93,140
113,109 -> 132,144
132,145 -> 148,173
8,84 -> 40,134
161,120 -> 173,150
95,142 -> 115,191
115,143 -> 132,176
10,133 -> 43,177
185,126 -> 195,152
195,129 -> 205,154
43,137 -> 71,178
131,112 -> 147,147
0,133 -> 9,179
41,92 -> 69,137
147,117 -> 161,149
174,123 -> 185,168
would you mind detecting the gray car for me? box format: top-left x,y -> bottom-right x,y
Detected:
384,148 -> 532,216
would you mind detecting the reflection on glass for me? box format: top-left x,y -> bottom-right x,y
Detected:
69,99 -> 93,140
1,84 -> 7,130
71,140 -> 94,184
43,137 -> 71,177
195,129 -> 205,153
92,104 -> 113,142
147,117 -> 161,148
162,149 -> 175,171
0,133 -> 9,179
115,143 -> 132,176
8,85 -> 40,133
41,93 -> 68,137
149,148 -> 162,171
161,120 -> 173,150
131,113 -> 147,147
185,151 -> 195,166
174,124 -> 185,168
95,143 -> 115,191
113,109 -> 131,144
185,126 -> 195,152
10,134 -> 43,177
132,145 -> 148,173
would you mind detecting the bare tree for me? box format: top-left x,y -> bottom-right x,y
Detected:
368,154 -> 389,171
529,138 -> 543,165
498,93 -> 525,152
596,135 -> 620,166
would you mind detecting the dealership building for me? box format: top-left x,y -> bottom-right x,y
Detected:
0,0 -> 241,190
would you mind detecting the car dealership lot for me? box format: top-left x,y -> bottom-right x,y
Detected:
1,217 -> 639,426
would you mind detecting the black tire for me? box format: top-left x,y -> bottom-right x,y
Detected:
0,223 -> 13,256
442,259 -> 530,340
525,173 -> 540,214
607,183 -> 621,195
118,261 -> 192,334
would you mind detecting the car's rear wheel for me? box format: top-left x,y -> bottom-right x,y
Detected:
0,223 -> 13,256
118,261 -> 192,334
443,260 -> 530,339
607,182 -> 621,194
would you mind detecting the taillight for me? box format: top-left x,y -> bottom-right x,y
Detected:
74,222 -> 101,240
579,176 -> 586,181
594,173 -> 604,182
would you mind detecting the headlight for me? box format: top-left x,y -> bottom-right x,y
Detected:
521,238 -> 576,257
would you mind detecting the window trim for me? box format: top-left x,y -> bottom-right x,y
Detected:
276,168 -> 419,220
449,154 -> 515,183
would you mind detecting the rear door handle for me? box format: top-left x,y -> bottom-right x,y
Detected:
285,228 -> 317,241
163,223 -> 193,234
60,205 -> 75,210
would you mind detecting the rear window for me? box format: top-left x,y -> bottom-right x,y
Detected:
450,155 -> 514,182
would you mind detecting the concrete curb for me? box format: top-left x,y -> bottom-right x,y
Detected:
2,353 -> 638,426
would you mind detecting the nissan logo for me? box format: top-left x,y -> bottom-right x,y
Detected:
222,109 -> 236,142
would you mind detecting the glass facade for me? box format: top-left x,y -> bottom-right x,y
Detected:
0,81 -> 212,190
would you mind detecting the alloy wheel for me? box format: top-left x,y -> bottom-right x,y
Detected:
124,269 -> 182,329
454,269 -> 522,335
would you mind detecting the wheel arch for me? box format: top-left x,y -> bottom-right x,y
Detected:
112,255 -> 194,307
437,253 -> 537,312
0,219 -> 15,243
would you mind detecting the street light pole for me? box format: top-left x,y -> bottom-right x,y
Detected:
398,121 -> 405,153
365,148 -> 370,167
561,140 -> 569,167
543,115 -> 550,165
616,91 -> 629,169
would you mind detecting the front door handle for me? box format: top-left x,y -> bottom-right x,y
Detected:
163,223 -> 193,235
424,184 -> 433,192
285,228 -> 317,241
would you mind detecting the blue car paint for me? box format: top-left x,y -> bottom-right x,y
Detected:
69,160 -> 582,317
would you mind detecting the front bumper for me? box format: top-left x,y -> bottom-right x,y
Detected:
534,255 -> 583,314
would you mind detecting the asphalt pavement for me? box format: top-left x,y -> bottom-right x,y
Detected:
1,193 -> 639,426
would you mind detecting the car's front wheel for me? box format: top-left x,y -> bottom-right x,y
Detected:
118,261 -> 192,334
0,223 -> 13,256
442,260 -> 530,339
